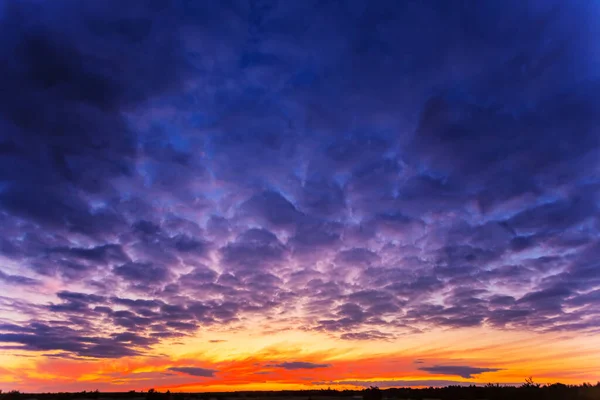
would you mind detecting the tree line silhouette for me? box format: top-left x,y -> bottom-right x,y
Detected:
2,380 -> 600,400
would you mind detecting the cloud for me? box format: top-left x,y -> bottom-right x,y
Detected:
0,0 -> 599,372
168,367 -> 216,377
240,191 -> 302,228
298,178 -> 346,218
419,365 -> 502,379
0,270 -> 40,286
340,330 -> 395,341
48,245 -> 130,265
113,262 -> 172,286
335,248 -> 380,267
220,228 -> 287,272
273,361 -> 331,370
0,0 -> 191,233
0,322 -> 146,358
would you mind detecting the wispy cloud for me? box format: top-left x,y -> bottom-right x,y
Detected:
168,367 -> 217,377
272,362 -> 331,370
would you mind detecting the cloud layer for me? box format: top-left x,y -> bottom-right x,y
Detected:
0,0 -> 599,388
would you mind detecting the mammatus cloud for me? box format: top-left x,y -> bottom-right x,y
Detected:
168,367 -> 217,377
419,365 -> 502,379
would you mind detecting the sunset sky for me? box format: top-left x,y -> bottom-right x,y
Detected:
1,0 -> 600,393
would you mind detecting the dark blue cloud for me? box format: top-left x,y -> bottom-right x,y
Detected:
0,0 -> 599,360
0,0 -> 192,234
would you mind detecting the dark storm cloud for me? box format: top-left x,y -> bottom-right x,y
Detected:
0,0 -> 192,231
0,0 -> 599,359
419,365 -> 502,379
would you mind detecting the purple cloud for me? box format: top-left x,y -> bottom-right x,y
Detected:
168,367 -> 217,377
419,365 -> 503,379
274,362 -> 331,370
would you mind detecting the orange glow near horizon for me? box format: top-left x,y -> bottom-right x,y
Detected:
2,326 -> 599,392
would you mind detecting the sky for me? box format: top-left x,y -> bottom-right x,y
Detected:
0,0 -> 599,392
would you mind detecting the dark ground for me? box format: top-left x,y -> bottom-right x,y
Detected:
2,383 -> 600,400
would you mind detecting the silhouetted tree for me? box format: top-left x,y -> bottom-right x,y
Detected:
363,386 -> 382,400
522,376 -> 541,388
146,388 -> 171,400
0,390 -> 21,400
